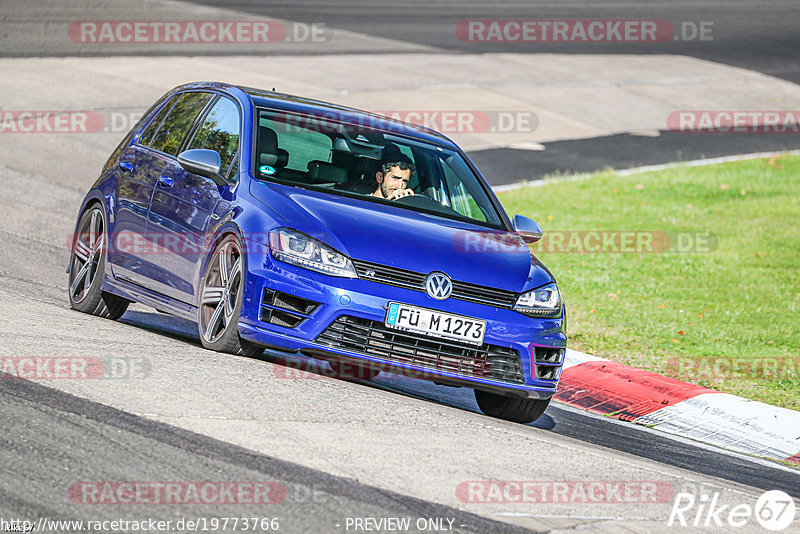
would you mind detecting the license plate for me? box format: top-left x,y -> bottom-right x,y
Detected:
385,302 -> 486,346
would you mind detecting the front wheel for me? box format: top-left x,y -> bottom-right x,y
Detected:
474,390 -> 551,424
198,234 -> 263,357
68,204 -> 129,319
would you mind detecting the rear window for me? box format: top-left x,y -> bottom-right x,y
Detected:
259,114 -> 332,171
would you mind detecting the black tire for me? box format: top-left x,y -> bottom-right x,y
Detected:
328,359 -> 381,380
474,390 -> 551,424
198,234 -> 263,357
68,203 -> 129,320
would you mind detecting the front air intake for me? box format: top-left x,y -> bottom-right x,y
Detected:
260,288 -> 320,328
533,347 -> 564,381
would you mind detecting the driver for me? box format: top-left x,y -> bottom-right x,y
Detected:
372,154 -> 416,200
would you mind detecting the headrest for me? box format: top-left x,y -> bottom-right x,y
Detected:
257,127 -> 288,167
307,161 -> 347,184
260,149 -> 288,167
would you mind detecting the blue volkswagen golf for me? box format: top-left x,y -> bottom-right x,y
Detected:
68,82 -> 566,423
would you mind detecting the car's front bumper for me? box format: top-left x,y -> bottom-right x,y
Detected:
238,253 -> 566,399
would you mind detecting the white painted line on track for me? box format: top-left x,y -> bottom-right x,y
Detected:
562,348 -> 608,369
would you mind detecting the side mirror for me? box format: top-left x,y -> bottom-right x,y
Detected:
178,149 -> 227,186
513,214 -> 543,244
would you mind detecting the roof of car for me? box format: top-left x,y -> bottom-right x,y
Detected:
174,81 -> 459,149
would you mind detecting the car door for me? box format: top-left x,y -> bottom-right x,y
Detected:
128,91 -> 215,298
108,96 -> 177,283
144,95 -> 241,305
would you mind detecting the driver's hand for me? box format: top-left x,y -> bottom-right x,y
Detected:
387,189 -> 415,200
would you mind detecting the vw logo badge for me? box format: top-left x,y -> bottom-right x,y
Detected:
425,272 -> 453,300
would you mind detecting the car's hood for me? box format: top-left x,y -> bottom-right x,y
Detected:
249,181 -> 553,292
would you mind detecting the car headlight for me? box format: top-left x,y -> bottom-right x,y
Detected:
269,228 -> 357,278
514,282 -> 563,317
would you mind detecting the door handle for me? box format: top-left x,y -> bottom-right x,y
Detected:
119,161 -> 134,172
157,175 -> 174,188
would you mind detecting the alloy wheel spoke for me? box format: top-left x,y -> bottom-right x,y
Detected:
218,247 -> 231,287
229,257 -> 242,285
201,286 -> 225,306
70,263 -> 89,297
84,257 -> 94,292
204,301 -> 225,341
224,257 -> 242,317
224,294 -> 236,318
88,210 -> 99,250
74,239 -> 91,262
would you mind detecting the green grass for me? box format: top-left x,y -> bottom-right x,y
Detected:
497,154 -> 800,410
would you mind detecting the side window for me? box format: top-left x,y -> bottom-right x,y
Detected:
188,97 -> 240,175
138,95 -> 178,147
440,157 -> 487,222
146,92 -> 213,155
227,154 -> 240,182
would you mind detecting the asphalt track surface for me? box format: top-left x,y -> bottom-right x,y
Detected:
184,0 -> 800,84
140,0 -> 800,180
470,131 -> 800,186
4,1 -> 800,180
110,311 -> 800,500
2,1 -> 800,532
1,379 -> 530,534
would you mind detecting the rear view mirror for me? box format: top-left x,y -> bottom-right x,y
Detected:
333,127 -> 385,159
513,214 -> 543,244
178,149 -> 227,186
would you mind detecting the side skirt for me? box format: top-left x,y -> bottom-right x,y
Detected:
102,276 -> 198,322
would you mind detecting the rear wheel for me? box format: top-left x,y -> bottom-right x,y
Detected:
474,390 -> 551,424
68,204 -> 129,319
198,235 -> 263,357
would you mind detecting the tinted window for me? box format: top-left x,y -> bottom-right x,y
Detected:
259,113 -> 332,171
139,95 -> 178,147
227,154 -> 240,181
147,92 -> 213,155
441,157 -> 487,222
253,108 -> 504,229
189,97 -> 240,174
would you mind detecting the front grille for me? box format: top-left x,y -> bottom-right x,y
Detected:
352,259 -> 518,309
533,347 -> 564,381
260,289 -> 320,328
316,315 -> 525,384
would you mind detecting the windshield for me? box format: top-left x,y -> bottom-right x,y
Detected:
253,108 -> 505,229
